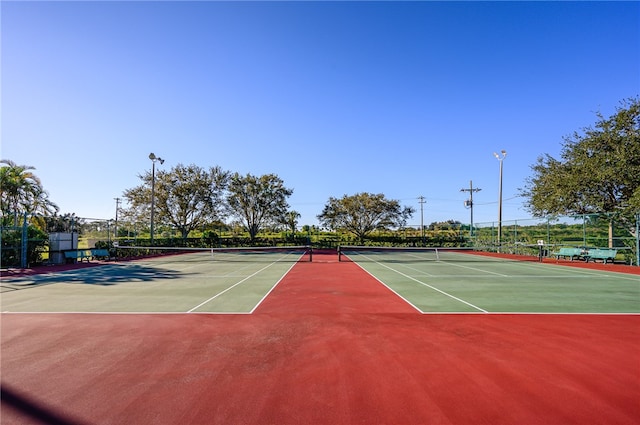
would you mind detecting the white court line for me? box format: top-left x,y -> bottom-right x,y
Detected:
249,261 -> 298,314
249,252 -> 306,313
186,251 -> 305,313
351,262 -> 423,313
392,274 -> 634,279
414,254 -> 640,281
395,263 -> 437,277
186,261 -> 280,313
519,263 -> 640,281
352,254 -> 488,313
438,260 -> 510,277
366,252 -> 510,278
3,310 -> 638,315
469,258 -> 640,281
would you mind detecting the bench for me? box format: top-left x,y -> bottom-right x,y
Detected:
63,249 -> 112,263
90,249 -> 111,261
584,248 -> 617,263
64,249 -> 94,263
553,247 -> 584,261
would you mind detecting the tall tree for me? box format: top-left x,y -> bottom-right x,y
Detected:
521,97 -> 640,238
123,164 -> 229,239
317,192 -> 415,243
226,173 -> 293,241
0,159 -> 58,223
283,210 -> 301,235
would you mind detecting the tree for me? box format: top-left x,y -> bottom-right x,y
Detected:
123,164 -> 229,240
226,173 -> 293,241
283,210 -> 301,236
521,97 -> 640,239
0,159 -> 58,224
44,213 -> 79,233
317,192 -> 415,243
428,220 -> 463,231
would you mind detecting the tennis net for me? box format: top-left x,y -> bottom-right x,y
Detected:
338,246 -> 480,262
115,245 -> 313,263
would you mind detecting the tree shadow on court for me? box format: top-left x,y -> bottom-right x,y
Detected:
0,264 -> 191,290
1,382 -> 92,425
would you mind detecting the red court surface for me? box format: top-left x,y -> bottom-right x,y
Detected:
255,252 -> 418,314
2,252 -> 639,424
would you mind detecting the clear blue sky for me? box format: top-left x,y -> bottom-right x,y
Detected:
3,1 -> 639,228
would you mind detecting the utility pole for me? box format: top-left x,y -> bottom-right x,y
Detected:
418,196 -> 426,244
460,181 -> 481,237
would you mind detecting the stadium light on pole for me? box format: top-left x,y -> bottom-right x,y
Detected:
114,197 -> 121,243
149,152 -> 164,245
493,150 -> 507,248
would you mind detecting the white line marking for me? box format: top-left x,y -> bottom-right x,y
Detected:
186,261 -> 279,313
187,251 -> 306,313
352,254 -> 488,313
396,263 -> 437,277
249,261 -> 298,314
352,263 -> 424,313
439,261 -> 510,277
3,311 -> 639,316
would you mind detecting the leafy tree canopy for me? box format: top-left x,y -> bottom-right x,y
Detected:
0,159 -> 58,225
123,164 -> 229,239
283,210 -> 301,235
226,173 -> 293,241
317,192 -> 415,242
521,97 -> 640,233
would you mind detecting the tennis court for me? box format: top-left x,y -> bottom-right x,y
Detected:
2,248 -> 639,424
1,247 -> 309,313
340,246 -> 640,314
3,247 -> 638,314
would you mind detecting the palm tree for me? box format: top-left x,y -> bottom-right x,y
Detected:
284,210 -> 301,236
0,159 -> 58,224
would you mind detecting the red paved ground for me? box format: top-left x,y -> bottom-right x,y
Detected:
255,252 -> 417,314
1,252 -> 639,424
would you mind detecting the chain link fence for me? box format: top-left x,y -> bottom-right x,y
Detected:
2,212 -> 639,267
471,213 -> 640,265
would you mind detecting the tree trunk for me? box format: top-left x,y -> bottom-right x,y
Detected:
608,219 -> 613,248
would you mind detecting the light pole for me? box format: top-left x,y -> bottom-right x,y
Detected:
149,153 -> 164,245
114,197 -> 121,244
493,150 -> 507,248
460,180 -> 481,237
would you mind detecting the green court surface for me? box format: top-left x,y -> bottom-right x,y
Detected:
345,250 -> 640,313
1,249 -> 639,314
1,251 -> 301,313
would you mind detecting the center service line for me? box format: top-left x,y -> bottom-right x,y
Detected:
186,260 -> 279,313
357,254 -> 488,313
